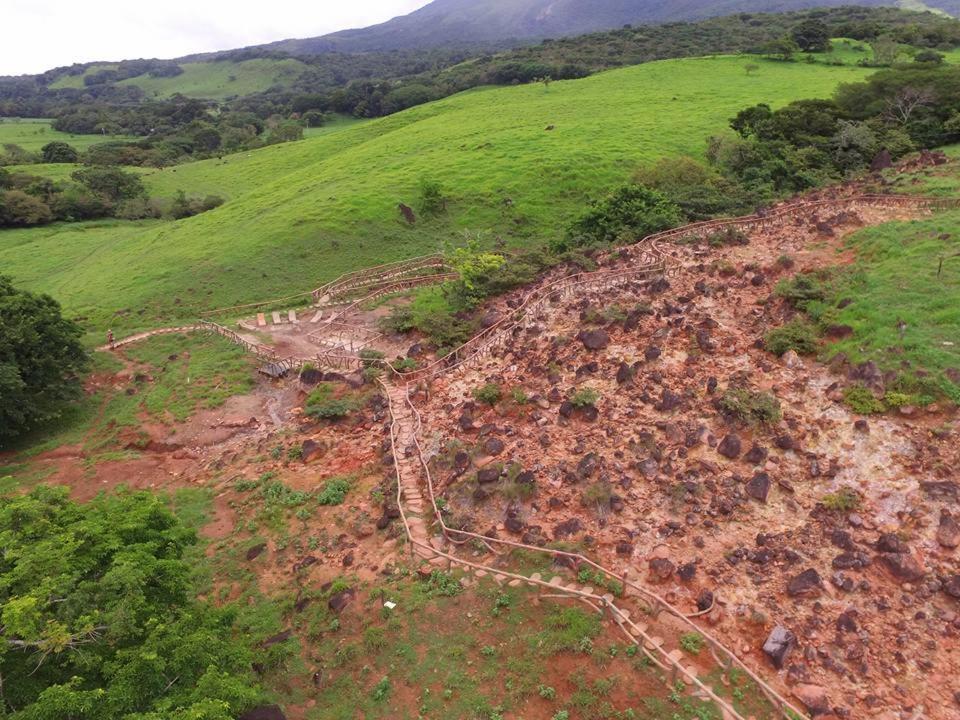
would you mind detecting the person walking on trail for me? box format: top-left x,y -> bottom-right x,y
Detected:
107,329 -> 115,348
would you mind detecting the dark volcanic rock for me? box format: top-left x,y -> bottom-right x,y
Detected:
328,588 -> 356,613
656,389 -> 683,412
879,552 -> 925,583
944,575 -> 960,599
762,626 -> 796,670
678,562 -> 697,581
744,444 -> 768,465
578,329 -> 610,350
876,533 -> 907,554
483,437 -> 505,456
616,362 -> 634,385
832,552 -> 871,571
246,543 -> 267,561
745,472 -> 771,503
787,568 -> 822,597
477,466 -> 501,484
717,434 -> 742,459
615,541 -> 633,556
577,453 -> 599,480
644,345 -> 662,362
553,518 -> 584,539
937,509 -> 960,549
648,557 -> 675,581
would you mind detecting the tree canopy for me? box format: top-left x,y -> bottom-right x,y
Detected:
0,487 -> 263,719
0,277 -> 88,444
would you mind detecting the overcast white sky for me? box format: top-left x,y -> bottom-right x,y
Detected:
1,0 -> 433,76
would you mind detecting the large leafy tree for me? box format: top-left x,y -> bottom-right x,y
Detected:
564,184 -> 683,249
0,277 -> 88,444
0,487 -> 262,719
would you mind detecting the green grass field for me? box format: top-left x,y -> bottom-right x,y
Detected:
1,55 -> 876,341
0,117 -> 134,152
48,58 -> 310,100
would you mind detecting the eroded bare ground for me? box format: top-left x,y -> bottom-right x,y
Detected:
414,203 -> 960,719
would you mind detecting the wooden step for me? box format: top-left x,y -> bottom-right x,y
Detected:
271,311 -> 283,324
310,309 -> 324,323
628,623 -> 649,637
288,309 -> 298,323
256,313 -> 266,327
549,576 -> 564,587
666,649 -> 684,664
643,635 -> 664,651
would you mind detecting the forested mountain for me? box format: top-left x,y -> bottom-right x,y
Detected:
266,0 -> 957,54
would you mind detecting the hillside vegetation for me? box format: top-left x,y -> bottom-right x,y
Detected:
0,55 -> 874,340
270,0 -> 957,53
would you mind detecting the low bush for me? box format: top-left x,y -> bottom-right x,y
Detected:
473,383 -> 503,406
842,384 -> 885,414
317,477 -> 352,506
821,487 -> 860,512
570,387 -> 600,409
764,318 -> 819,356
719,388 -> 782,425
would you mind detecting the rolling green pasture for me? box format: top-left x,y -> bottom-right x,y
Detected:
49,59 -> 310,99
0,117 -> 133,151
1,55 -> 875,340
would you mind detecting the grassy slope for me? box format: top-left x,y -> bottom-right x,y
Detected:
49,59 -> 310,99
117,59 -> 310,100
0,118 -> 133,151
0,56 -> 873,340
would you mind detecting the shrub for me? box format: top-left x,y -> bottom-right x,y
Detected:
510,387 -> 529,405
719,388 -> 782,425
359,349 -> 385,367
317,477 -> 352,505
822,487 -> 860,512
765,318 -> 819,356
473,383 -> 503,406
538,685 -> 557,700
775,272 -> 828,310
0,189 -> 53,226
570,387 -> 600,409
843,384 -> 885,414
417,178 -> 447,216
561,184 -> 683,250
680,632 -> 705,655
305,383 -> 356,420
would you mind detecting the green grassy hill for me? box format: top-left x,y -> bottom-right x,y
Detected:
1,55 -> 875,341
49,59 -> 311,100
0,118 -> 133,151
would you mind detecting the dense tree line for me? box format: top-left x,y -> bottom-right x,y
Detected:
0,163 -> 223,227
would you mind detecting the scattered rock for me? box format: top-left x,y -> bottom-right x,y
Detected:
879,552 -> 926,583
328,588 -> 356,613
787,568 -> 822,597
246,543 -> 267,561
483,437 -> 505,456
762,625 -> 796,670
792,684 -> 831,717
744,444 -> 768,465
578,329 -> 610,350
648,557 -> 675,581
301,439 -> 328,464
477,467 -> 501,484
553,518 -> 584,539
717,434 -> 742,459
781,350 -> 802,369
616,362 -> 634,385
745,472 -> 771,503
944,575 -> 960,598
644,345 -> 662,362
937,510 -> 960,549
